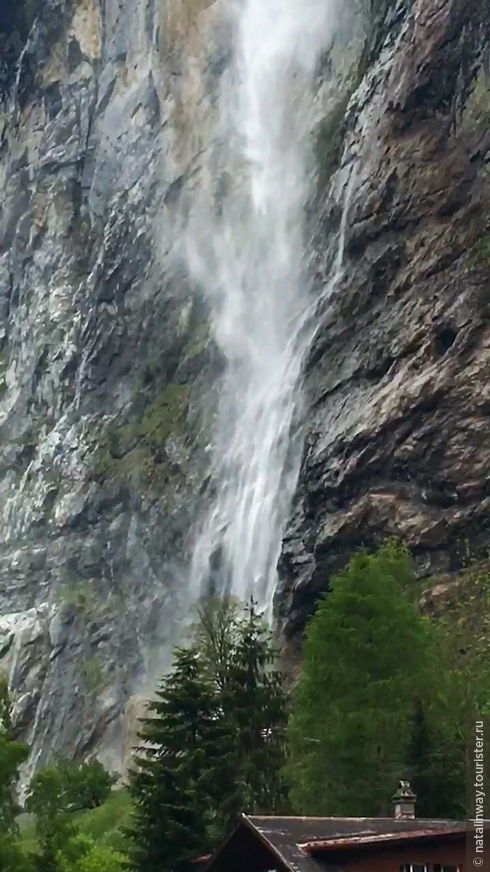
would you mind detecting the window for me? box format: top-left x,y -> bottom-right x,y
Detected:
433,866 -> 460,872
400,866 -> 461,872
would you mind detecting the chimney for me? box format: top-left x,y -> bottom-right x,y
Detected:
392,781 -> 417,820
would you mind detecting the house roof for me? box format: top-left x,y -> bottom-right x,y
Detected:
300,826 -> 468,853
243,815 -> 467,871
203,815 -> 468,872
248,814 -> 466,842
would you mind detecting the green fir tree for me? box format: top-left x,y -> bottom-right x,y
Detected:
128,599 -> 288,871
127,648 -> 222,872
286,541 -> 434,815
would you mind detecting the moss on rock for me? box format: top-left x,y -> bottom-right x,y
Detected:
314,91 -> 353,190
92,383 -> 191,493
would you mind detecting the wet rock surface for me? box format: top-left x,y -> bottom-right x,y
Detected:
0,0 -> 221,773
277,0 -> 490,635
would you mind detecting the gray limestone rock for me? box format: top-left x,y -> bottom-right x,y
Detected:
276,0 -> 490,637
0,0 -> 222,775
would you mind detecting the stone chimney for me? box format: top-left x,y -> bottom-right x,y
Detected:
392,781 -> 417,820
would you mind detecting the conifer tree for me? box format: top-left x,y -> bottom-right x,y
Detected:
406,698 -> 464,820
217,601 -> 288,819
286,541 -> 434,816
127,648 -> 225,872
128,600 -> 288,871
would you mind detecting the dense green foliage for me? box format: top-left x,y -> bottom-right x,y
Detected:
54,759 -> 118,812
58,838 -> 127,872
0,680 -> 126,872
415,569 -> 490,817
195,598 -> 289,818
24,760 -> 125,872
286,542 -> 490,819
128,648 -> 220,872
20,790 -> 132,858
26,766 -> 79,871
128,600 -> 288,872
287,541 -> 435,815
0,679 -> 31,871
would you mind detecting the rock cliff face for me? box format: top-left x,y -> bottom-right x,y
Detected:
0,0 -> 225,774
277,0 -> 490,634
0,0 -> 489,769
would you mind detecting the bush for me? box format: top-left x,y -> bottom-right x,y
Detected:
58,760 -> 117,812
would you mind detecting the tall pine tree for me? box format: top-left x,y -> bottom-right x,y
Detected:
217,602 -> 288,819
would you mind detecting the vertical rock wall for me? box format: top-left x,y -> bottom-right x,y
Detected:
278,0 -> 490,635
0,0 -> 226,773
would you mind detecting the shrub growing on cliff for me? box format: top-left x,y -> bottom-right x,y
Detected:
286,541 -> 436,815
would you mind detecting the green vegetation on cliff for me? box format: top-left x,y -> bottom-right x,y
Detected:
93,383 -> 191,492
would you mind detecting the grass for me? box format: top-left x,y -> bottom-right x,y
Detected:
76,789 -> 133,851
20,789 -> 133,855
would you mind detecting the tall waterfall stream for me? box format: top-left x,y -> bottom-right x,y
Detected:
186,0 -> 352,611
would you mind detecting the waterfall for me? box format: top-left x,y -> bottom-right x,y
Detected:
186,0 -> 347,610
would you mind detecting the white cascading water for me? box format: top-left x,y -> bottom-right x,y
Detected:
186,0 -> 347,610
